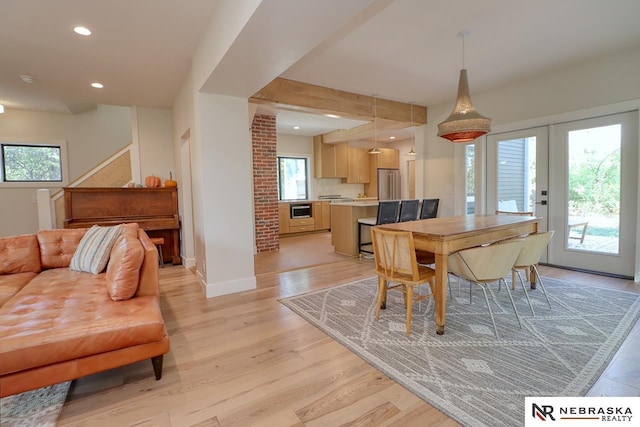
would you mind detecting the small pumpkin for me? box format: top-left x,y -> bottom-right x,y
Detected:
164,172 -> 177,188
145,175 -> 161,188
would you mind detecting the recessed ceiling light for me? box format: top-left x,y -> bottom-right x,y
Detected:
74,26 -> 92,36
91,82 -> 104,89
325,114 -> 340,119
293,126 -> 300,130
389,136 -> 396,140
0,104 -> 5,114
20,75 -> 35,84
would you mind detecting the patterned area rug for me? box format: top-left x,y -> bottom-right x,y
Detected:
0,382 -> 70,427
280,276 -> 640,427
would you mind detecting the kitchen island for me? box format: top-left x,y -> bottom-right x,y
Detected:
331,201 -> 378,256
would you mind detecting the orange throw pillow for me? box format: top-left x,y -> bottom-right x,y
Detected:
106,234 -> 144,301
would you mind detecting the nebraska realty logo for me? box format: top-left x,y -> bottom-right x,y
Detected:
525,397 -> 639,426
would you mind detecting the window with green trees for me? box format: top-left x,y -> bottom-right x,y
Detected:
277,156 -> 308,200
1,143 -> 62,182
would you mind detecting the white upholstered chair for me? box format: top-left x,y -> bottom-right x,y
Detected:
512,231 -> 555,315
447,239 -> 525,338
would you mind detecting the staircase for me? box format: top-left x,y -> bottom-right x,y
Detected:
50,144 -> 133,228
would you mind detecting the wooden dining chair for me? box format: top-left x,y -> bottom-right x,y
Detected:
371,227 -> 435,336
447,239 -> 525,338
398,199 -> 420,222
358,201 -> 400,255
512,231 -> 555,315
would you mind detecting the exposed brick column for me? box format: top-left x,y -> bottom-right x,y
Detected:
252,114 -> 279,252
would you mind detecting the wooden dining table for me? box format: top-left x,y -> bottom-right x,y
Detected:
379,214 -> 540,335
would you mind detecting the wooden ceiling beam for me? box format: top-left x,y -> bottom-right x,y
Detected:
250,77 -> 427,124
321,119 -> 412,144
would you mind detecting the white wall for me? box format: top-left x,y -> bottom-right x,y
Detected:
394,138 -> 416,199
420,46 -> 640,216
277,133 -> 313,156
191,0 -> 263,92
175,0 -> 378,298
172,71 -> 197,269
0,105 -> 131,237
133,107 -> 175,185
197,93 -> 256,297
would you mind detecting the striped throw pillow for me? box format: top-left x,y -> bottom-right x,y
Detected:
69,225 -> 123,274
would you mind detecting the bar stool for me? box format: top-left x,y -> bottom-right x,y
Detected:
150,237 -> 165,267
358,200 -> 400,255
419,199 -> 440,219
398,199 -> 420,222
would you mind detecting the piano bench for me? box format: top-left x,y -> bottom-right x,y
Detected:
150,237 -> 165,267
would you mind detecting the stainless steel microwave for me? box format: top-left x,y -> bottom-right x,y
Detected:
290,203 -> 311,218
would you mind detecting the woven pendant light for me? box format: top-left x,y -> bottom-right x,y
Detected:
437,32 -> 491,143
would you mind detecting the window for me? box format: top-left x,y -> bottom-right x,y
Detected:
1,143 -> 63,183
465,144 -> 475,213
277,156 -> 308,200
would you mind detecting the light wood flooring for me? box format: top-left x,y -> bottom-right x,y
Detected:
58,236 -> 640,426
254,232 -> 349,276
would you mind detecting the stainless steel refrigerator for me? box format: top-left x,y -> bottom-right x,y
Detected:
378,168 -> 401,200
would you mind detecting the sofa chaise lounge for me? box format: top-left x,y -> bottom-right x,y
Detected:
0,224 -> 169,398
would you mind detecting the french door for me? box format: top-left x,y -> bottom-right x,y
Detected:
485,111 -> 638,277
487,127 -> 549,259
548,112 -> 637,277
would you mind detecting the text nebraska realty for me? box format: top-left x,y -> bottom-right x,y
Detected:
560,406 -> 632,422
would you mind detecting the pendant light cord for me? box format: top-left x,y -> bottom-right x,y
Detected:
410,102 -> 416,155
457,30 -> 469,69
410,102 -> 413,126
462,33 -> 465,69
373,95 -> 377,148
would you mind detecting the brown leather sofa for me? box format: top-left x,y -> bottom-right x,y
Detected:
0,225 -> 170,398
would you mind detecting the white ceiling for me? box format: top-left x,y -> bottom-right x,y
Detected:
2,0 -> 640,138
0,0 -> 215,113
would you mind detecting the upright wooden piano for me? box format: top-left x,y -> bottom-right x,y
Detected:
64,187 -> 180,264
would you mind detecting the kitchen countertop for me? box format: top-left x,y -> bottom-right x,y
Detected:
278,200 -> 322,204
278,198 -> 378,205
331,200 -> 379,207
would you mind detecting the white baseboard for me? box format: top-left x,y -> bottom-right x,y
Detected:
195,269 -> 207,294
182,256 -> 196,269
205,276 -> 256,298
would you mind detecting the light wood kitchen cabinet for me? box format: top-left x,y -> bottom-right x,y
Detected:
330,202 -> 378,256
313,202 -> 322,230
322,202 -> 331,229
314,201 -> 331,230
280,201 -> 331,235
313,136 -> 348,178
314,138 -> 368,183
376,148 -> 399,169
341,146 -> 370,184
364,148 -> 399,198
278,203 -> 290,234
289,217 -> 315,233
